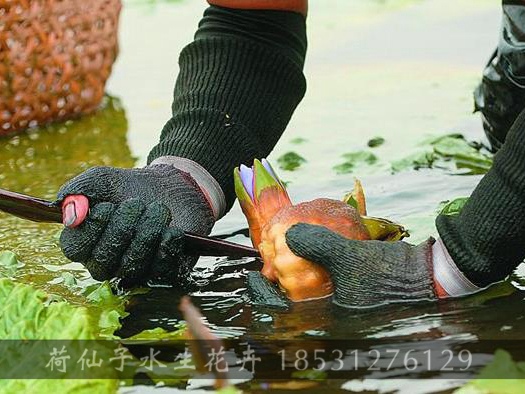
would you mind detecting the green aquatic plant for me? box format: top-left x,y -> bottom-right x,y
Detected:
433,135 -> 492,174
291,369 -> 328,381
333,151 -> 378,174
367,136 -> 385,148
391,151 -> 436,172
122,326 -> 186,341
455,349 -> 525,394
277,151 -> 307,171
0,278 -> 194,392
290,137 -> 308,145
0,251 -> 24,277
439,197 -> 469,216
84,282 -> 129,339
391,134 -> 493,174
0,278 -> 120,393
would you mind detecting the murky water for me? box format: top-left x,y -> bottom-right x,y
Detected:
1,0 -> 524,392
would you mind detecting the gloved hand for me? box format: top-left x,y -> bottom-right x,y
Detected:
57,162 -> 217,287
284,106 -> 525,308
285,224 -> 437,308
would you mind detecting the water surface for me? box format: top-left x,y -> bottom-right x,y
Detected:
1,0 -> 523,392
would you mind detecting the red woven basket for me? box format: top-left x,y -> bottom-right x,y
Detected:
0,0 -> 121,135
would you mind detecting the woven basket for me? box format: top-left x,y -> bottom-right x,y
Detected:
0,0 -> 121,136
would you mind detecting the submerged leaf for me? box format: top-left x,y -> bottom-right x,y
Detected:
290,137 -> 307,145
367,136 -> 385,148
0,279 -> 119,393
0,251 -> 19,269
0,251 -> 24,277
391,151 -> 436,173
392,134 -> 493,174
277,151 -> 307,171
84,282 -> 129,339
291,369 -> 327,381
61,272 -> 78,289
455,349 -> 525,394
334,151 -> 377,174
123,326 -> 186,342
333,161 -> 356,174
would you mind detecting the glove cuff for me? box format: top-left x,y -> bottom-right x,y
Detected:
432,238 -> 483,298
149,156 -> 226,220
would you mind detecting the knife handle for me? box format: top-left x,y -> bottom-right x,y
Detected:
60,195 -> 260,258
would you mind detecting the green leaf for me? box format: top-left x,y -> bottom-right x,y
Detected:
342,151 -> 378,164
439,197 -> 469,216
0,251 -> 24,277
334,151 -> 377,174
84,282 -> 129,339
217,386 -> 241,394
0,378 -> 118,394
392,134 -> 493,174
361,216 -> 409,241
290,137 -> 307,145
333,161 -> 355,174
0,279 -> 119,393
0,278 -> 94,340
455,350 -> 525,394
432,136 -> 492,174
61,272 -> 78,289
122,326 -> 186,342
344,195 -> 359,210
0,251 -> 19,269
85,281 -> 118,304
291,369 -> 327,381
277,151 -> 307,171
391,151 -> 436,173
367,136 -> 385,148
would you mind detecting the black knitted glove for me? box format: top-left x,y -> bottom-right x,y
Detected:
474,2 -> 525,151
57,164 -> 215,287
285,224 -> 436,308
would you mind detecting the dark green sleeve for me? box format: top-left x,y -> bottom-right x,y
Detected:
147,6 -> 307,210
436,107 -> 525,287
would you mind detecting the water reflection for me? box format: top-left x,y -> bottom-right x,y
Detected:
0,96 -> 133,300
1,0 -> 524,390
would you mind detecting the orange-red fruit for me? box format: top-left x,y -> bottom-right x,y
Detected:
258,198 -> 371,301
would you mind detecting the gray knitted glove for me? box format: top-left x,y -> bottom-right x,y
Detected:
57,164 -> 215,287
285,224 -> 437,308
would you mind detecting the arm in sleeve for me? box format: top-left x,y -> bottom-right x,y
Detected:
436,106 -> 525,288
147,5 -> 307,213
